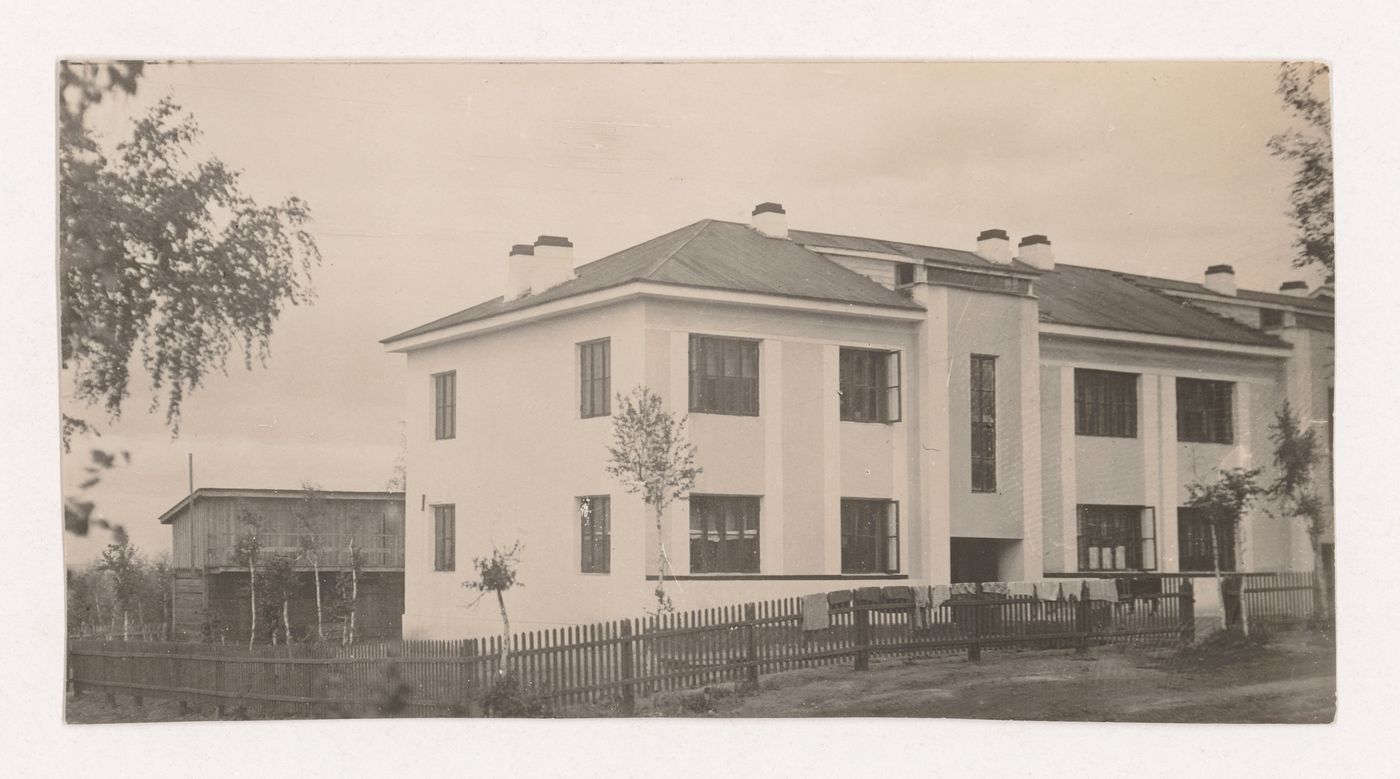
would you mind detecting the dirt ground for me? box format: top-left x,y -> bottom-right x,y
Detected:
650,629 -> 1336,723
66,630 -> 1335,724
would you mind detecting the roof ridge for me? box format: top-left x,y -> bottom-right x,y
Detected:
639,219 -> 711,280
1112,272 -> 1290,348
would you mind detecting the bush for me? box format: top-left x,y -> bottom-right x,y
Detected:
481,673 -> 551,718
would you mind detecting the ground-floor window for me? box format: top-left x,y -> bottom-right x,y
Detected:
578,496 -> 610,574
1176,506 -> 1236,572
1077,504 -> 1156,571
840,499 -> 899,573
433,504 -> 456,572
689,495 -> 760,573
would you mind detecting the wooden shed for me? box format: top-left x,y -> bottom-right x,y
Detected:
160,488 -> 405,642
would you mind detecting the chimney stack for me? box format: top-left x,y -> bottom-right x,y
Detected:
1017,234 -> 1054,270
504,243 -> 535,302
751,202 -> 788,239
531,235 -> 575,292
976,229 -> 1013,264
1279,280 -> 1309,297
1204,264 -> 1237,297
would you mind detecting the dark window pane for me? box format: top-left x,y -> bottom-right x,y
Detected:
1076,505 -> 1154,572
1176,378 -> 1233,444
689,496 -> 760,573
1075,369 -> 1138,438
689,336 -> 761,416
840,348 -> 900,423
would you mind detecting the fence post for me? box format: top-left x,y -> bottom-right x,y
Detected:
968,582 -> 982,662
1074,581 -> 1090,656
743,603 -> 760,687
854,605 -> 871,671
619,620 -> 636,716
1180,579 -> 1196,645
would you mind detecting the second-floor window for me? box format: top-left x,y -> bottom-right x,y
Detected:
578,496 -> 610,574
433,371 -> 456,440
689,335 -> 759,416
840,499 -> 899,574
1075,369 -> 1138,438
579,339 -> 611,418
1176,378 -> 1233,444
689,495 -> 760,573
839,348 -> 901,422
970,355 -> 997,492
433,504 -> 456,572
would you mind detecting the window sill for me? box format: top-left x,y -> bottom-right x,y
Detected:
1177,438 -> 1233,446
688,409 -> 761,418
1074,432 -> 1138,440
840,418 -> 900,425
647,573 -> 908,581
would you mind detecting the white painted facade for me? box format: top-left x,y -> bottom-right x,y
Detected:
386,215 -> 1333,639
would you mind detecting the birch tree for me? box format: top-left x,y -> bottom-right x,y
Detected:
295,483 -> 328,641
463,541 -> 524,675
231,525 -> 261,649
605,386 -> 701,613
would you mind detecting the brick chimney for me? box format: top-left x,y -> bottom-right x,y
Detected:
504,243 -> 535,302
1204,264 -> 1237,297
1279,280 -> 1309,297
531,235 -> 575,292
751,202 -> 788,239
1016,234 -> 1054,270
976,229 -> 1013,264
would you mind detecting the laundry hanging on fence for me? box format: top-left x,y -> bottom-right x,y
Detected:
801,593 -> 831,631
1086,578 -> 1120,603
929,584 -> 953,610
912,585 -> 932,628
950,582 -> 978,597
1006,581 -> 1037,599
1056,578 -> 1088,600
1034,580 -> 1062,601
982,581 -> 1009,596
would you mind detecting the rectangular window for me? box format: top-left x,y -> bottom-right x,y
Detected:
1176,378 -> 1233,444
433,505 -> 456,572
894,263 -> 916,286
1074,369 -> 1138,438
433,371 -> 456,440
578,496 -> 610,574
840,499 -> 900,574
1259,308 -> 1284,329
970,355 -> 997,492
689,335 -> 760,416
1077,505 -> 1156,571
689,495 -> 760,574
839,348 -> 901,423
579,339 -> 611,418
1177,506 -> 1236,572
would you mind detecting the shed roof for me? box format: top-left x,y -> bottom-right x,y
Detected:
158,488 -> 404,525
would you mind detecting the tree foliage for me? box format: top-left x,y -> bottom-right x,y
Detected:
1266,401 -> 1331,624
1184,467 -> 1263,575
69,546 -> 173,639
605,386 -> 701,612
464,541 -> 525,674
1268,62 -> 1334,274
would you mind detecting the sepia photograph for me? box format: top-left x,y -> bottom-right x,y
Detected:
53,59 -> 1340,726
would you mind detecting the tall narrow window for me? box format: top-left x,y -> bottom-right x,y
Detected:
689,335 -> 760,416
970,355 -> 997,492
1075,369 -> 1138,438
839,348 -> 901,422
578,496 -> 610,574
689,495 -> 760,573
840,499 -> 900,574
433,371 -> 456,440
1176,378 -> 1233,444
1177,506 -> 1236,572
1077,505 -> 1156,571
579,339 -> 611,418
433,504 -> 456,572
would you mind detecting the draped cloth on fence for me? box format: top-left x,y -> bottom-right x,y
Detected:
801,593 -> 830,631
929,584 -> 953,610
1086,578 -> 1120,603
1006,581 -> 1037,599
950,582 -> 978,597
1034,580 -> 1062,601
912,585 -> 931,628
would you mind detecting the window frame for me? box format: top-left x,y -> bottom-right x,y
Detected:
1176,506 -> 1237,572
1176,377 -> 1234,444
688,334 -> 761,417
839,347 -> 901,423
970,354 -> 997,492
1074,368 -> 1139,438
1076,504 -> 1156,572
840,499 -> 900,574
432,504 -> 456,572
432,370 -> 456,440
894,262 -> 916,286
579,338 -> 611,419
577,495 -> 611,574
688,494 -> 761,574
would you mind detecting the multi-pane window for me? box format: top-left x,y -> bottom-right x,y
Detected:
1075,369 -> 1138,438
433,505 -> 456,572
1077,505 -> 1156,571
433,371 -> 456,440
579,339 -> 611,418
578,496 -> 610,574
1177,506 -> 1237,572
839,348 -> 901,423
970,355 -> 997,492
840,499 -> 900,574
1176,378 -> 1233,444
689,335 -> 759,416
689,495 -> 760,574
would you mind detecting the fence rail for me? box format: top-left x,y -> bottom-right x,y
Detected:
69,573 -> 1318,717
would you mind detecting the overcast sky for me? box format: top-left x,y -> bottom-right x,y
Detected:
61,61 -> 1322,565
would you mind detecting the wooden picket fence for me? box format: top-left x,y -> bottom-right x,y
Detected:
1239,571 -> 1321,635
67,574 -> 1314,717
